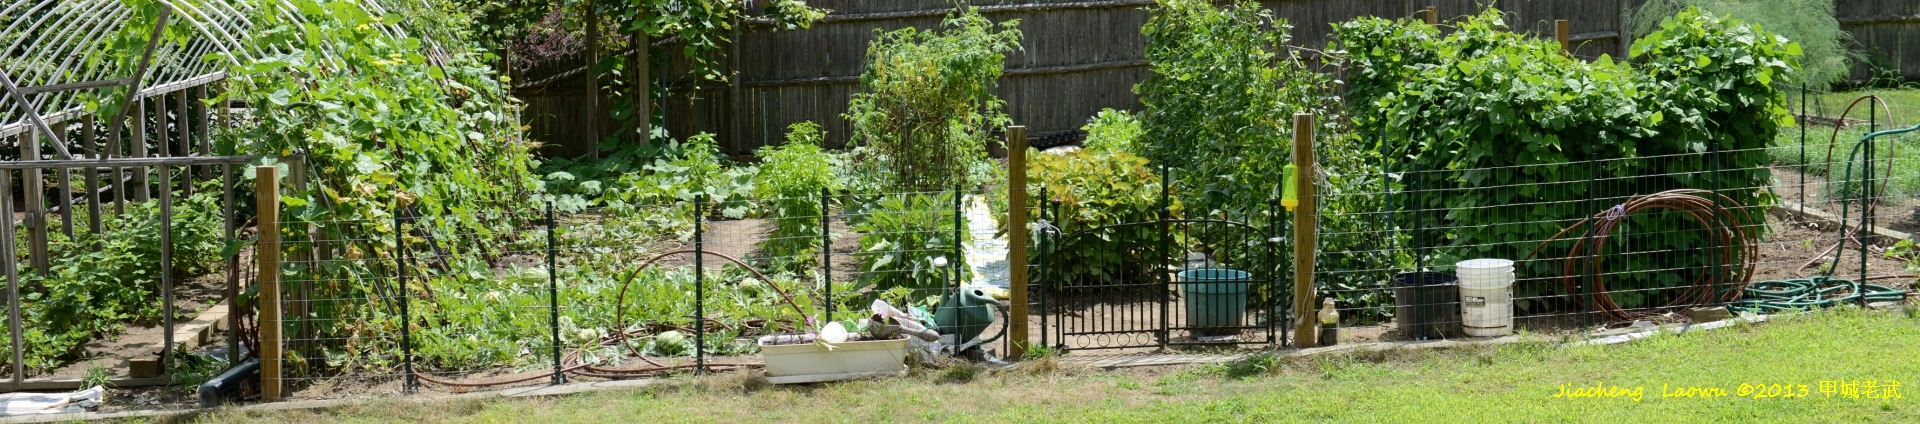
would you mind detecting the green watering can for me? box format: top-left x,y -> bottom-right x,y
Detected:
934,287 -> 1006,354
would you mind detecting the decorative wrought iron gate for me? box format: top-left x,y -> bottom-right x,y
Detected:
1032,206 -> 1288,352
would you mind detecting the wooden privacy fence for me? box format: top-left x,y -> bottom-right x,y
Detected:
519,0 -> 1920,157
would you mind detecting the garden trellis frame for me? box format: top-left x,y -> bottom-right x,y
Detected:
0,0 -> 436,391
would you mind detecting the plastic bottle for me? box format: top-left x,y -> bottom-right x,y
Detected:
1317,297 -> 1339,346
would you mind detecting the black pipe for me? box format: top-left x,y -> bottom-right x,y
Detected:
197,358 -> 259,408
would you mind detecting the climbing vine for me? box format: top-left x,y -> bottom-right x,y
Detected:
1336,7 -> 1795,312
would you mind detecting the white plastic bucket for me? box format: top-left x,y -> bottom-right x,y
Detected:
1455,259 -> 1514,336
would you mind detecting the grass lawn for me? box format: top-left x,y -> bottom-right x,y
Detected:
176,307 -> 1919,423
1807,88 -> 1920,125
1771,115 -> 1920,202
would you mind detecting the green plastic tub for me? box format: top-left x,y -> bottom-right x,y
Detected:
1178,268 -> 1251,336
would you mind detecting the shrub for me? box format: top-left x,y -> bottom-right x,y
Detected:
843,6 -> 1021,193
1019,149 -> 1179,286
1082,108 -> 1144,155
754,122 -> 840,272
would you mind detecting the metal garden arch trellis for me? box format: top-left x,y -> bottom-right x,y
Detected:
0,0 -> 447,392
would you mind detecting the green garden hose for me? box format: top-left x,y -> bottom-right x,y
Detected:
1723,276 -> 1910,315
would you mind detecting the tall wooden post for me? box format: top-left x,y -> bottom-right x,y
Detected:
3,171 -> 23,389
24,128 -> 48,274
1617,0 -> 1633,60
255,165 -> 283,401
1006,126 -> 1030,358
1291,113 -> 1319,348
585,0 -> 601,160
133,99 -> 150,202
635,13 -> 651,146
1556,19 -> 1571,53
1424,6 -> 1438,25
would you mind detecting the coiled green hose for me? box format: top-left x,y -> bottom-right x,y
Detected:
1723,276 -> 1910,314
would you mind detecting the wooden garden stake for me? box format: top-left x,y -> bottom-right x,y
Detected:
1292,113 -> 1319,348
1006,126 -> 1030,358
256,165 -> 283,402
1425,6 -> 1438,26
1556,19 -> 1571,53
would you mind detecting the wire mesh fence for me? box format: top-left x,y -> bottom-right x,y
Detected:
35,83 -> 1897,400
265,183 -> 1016,396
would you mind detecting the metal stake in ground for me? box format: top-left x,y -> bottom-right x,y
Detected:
547,201 -> 566,384
694,194 -> 706,374
821,187 -> 832,322
398,202 -> 415,393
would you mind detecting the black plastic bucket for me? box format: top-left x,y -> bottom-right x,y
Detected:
1393,272 -> 1460,340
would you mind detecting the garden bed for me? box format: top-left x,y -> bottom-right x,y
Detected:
25,256 -> 241,384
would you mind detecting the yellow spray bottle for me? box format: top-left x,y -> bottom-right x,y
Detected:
1280,163 -> 1299,211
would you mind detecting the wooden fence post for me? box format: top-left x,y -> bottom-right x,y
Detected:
1291,113 -> 1319,348
133,99 -> 150,202
1006,126 -> 1030,359
255,165 -> 283,402
1556,19 -> 1572,53
584,0 -> 601,160
1618,0 -> 1633,60
3,171 -> 22,390
24,128 -> 48,274
1424,6 -> 1438,26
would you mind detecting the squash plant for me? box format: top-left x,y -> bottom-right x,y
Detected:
852,193 -> 969,305
199,0 -> 539,371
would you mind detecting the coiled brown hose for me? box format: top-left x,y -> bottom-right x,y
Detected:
1525,189 -> 1759,321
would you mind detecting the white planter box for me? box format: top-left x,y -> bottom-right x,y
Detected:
758,336 -> 909,384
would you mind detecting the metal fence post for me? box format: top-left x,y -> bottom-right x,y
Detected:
1267,197 -> 1279,344
694,194 -> 706,374
953,184 -> 964,295
1036,187 -> 1049,351
160,165 -> 175,374
821,187 -> 833,322
1157,163 -> 1171,350
1799,83 -> 1807,215
547,201 -> 565,384
1006,125 -> 1029,358
397,204 -> 414,393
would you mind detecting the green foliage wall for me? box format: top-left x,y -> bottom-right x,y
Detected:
1137,0 -> 1390,315
1337,8 -> 1795,312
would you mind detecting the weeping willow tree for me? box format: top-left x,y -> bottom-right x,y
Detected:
1631,0 -> 1858,89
